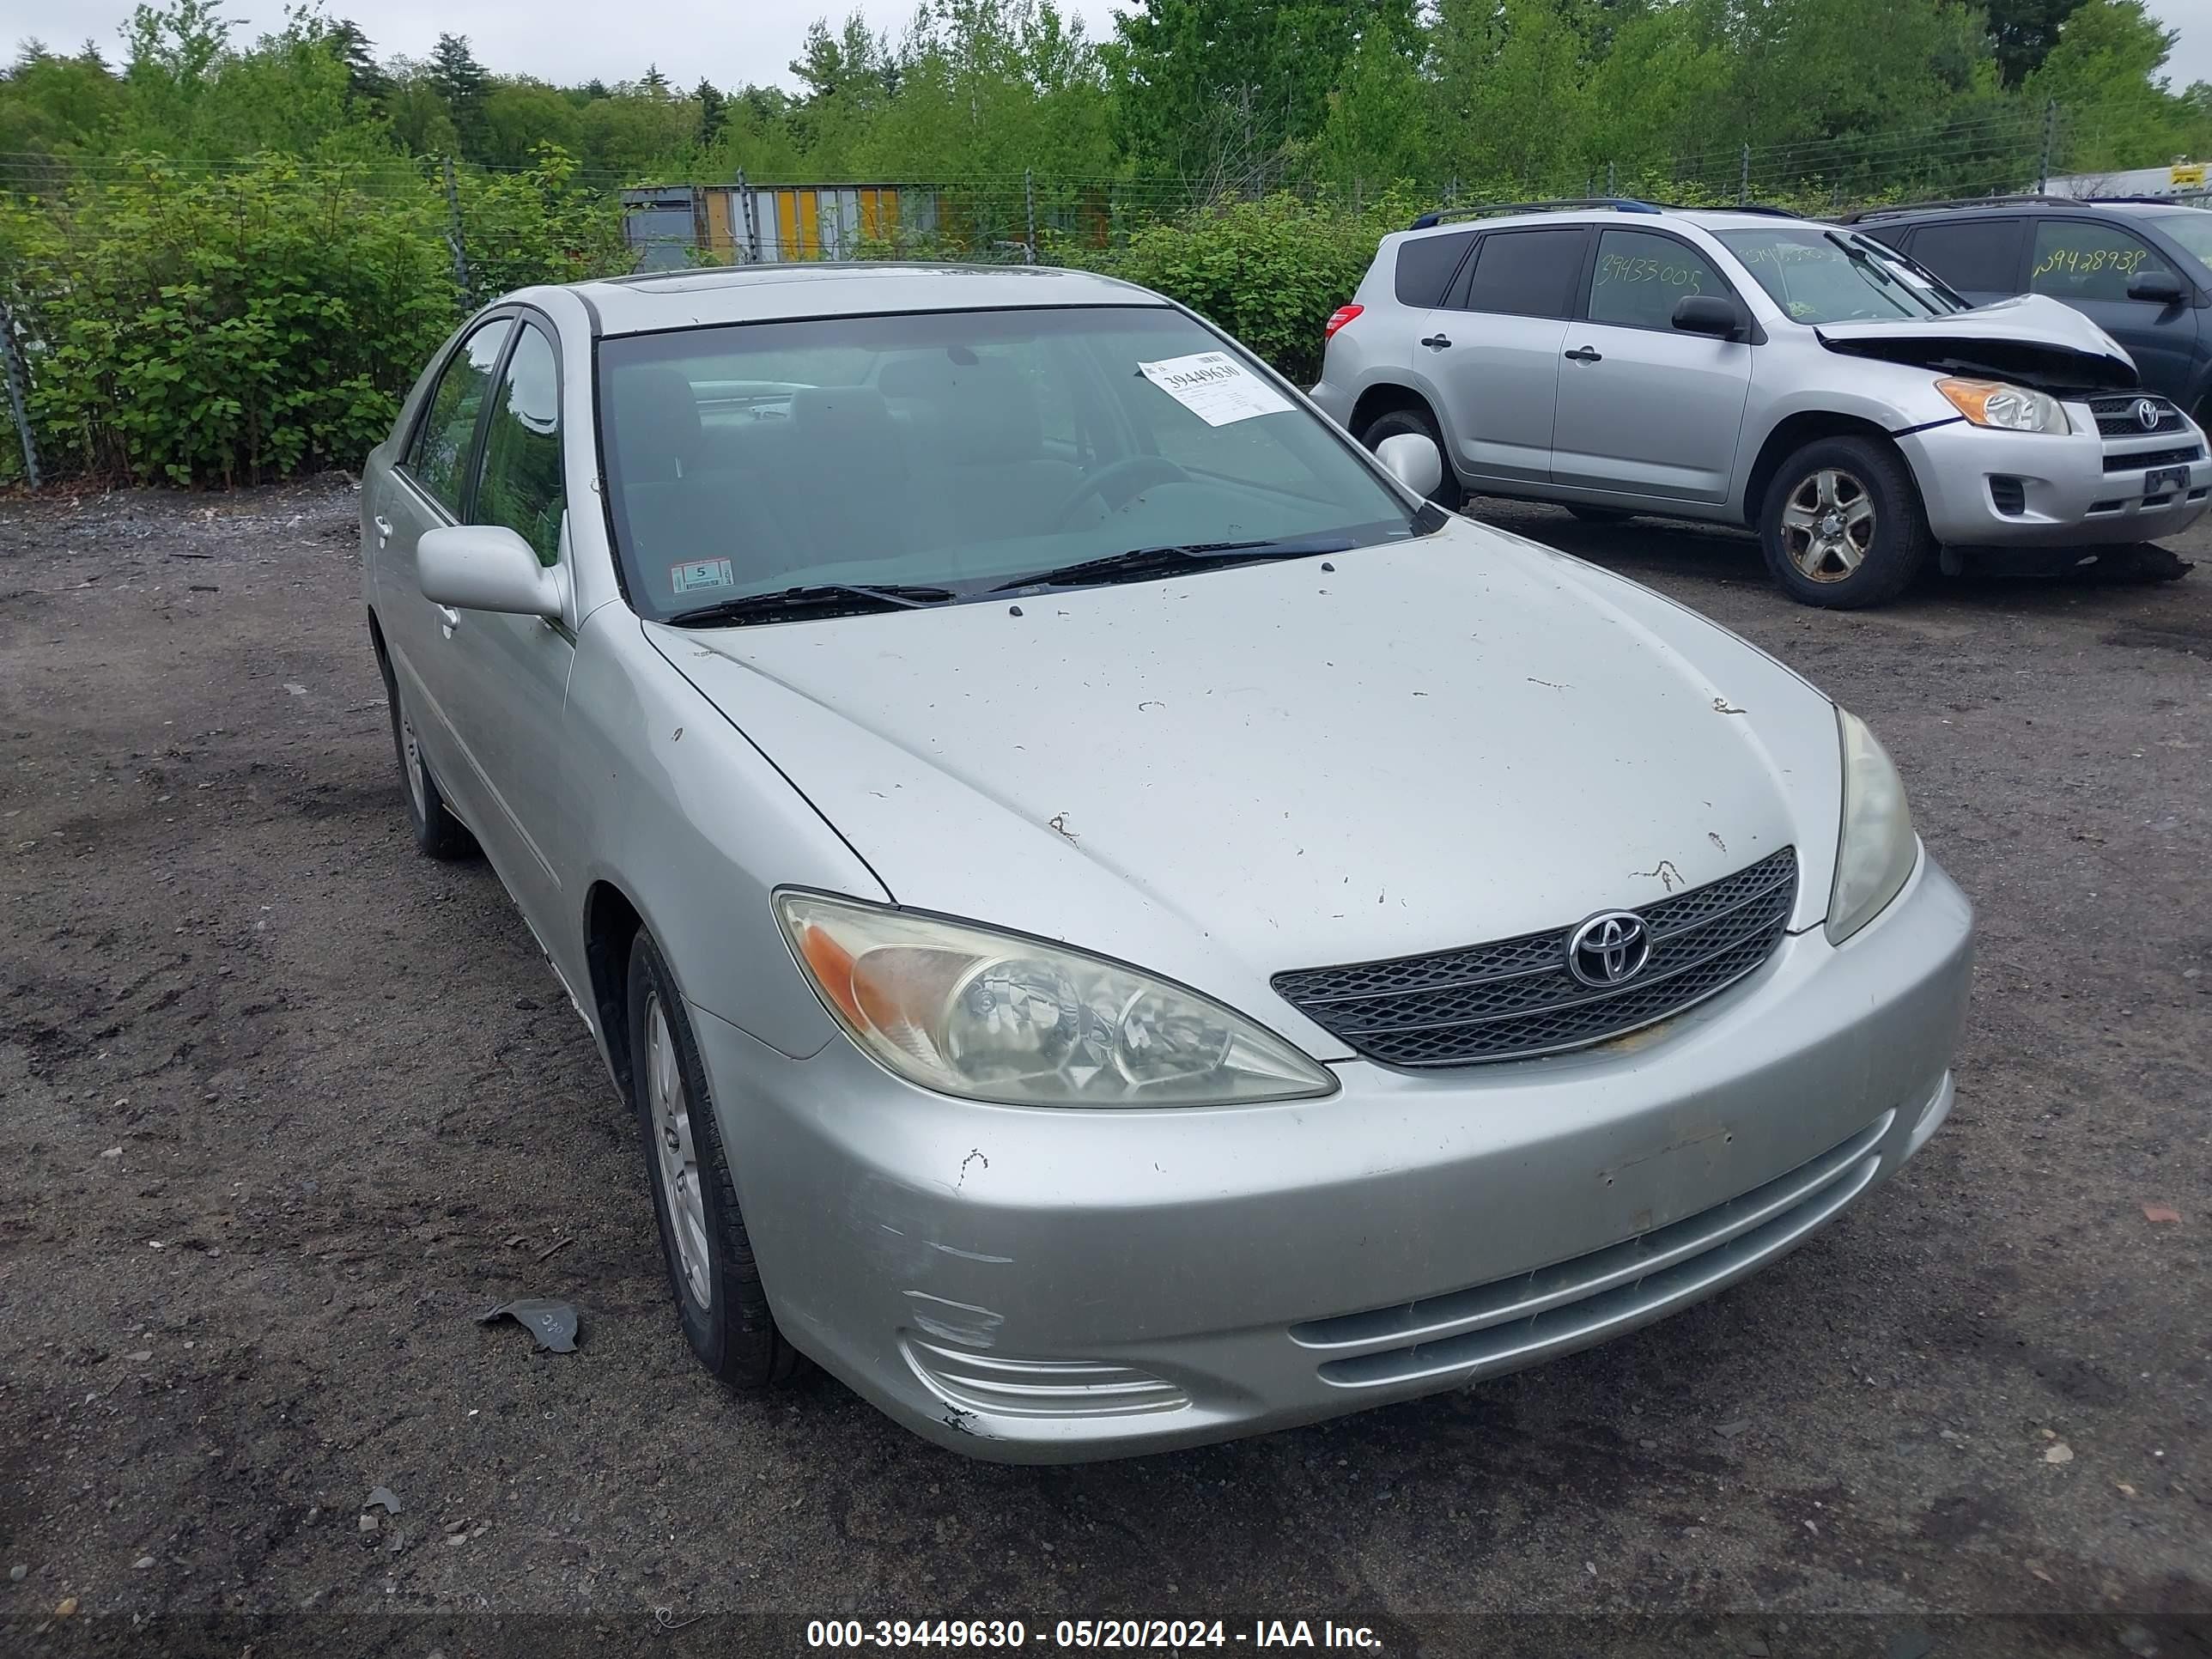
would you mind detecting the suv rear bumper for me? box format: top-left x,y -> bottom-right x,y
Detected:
1900,410 -> 2210,547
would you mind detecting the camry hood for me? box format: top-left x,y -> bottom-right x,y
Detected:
648,521 -> 1844,1051
1815,293 -> 2136,392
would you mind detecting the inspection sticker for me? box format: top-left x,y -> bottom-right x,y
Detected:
668,557 -> 736,593
1137,350 -> 1293,427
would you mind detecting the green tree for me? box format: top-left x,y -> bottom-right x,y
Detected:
1108,0 -> 1414,187
0,41 -> 128,178
1431,0 -> 1594,195
1315,22 -> 1430,202
326,17 -> 389,106
2027,0 -> 2207,169
428,32 -> 488,155
696,77 -> 726,146
482,80 -> 582,170
1986,0 -> 2090,86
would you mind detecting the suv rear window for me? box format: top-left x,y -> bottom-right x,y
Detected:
1453,228 -> 1589,319
1395,231 -> 1475,307
1905,219 -> 2025,292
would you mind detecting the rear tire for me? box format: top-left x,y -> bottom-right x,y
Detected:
1566,505 -> 1636,525
377,647 -> 476,860
1758,434 -> 1932,609
627,929 -> 800,1393
1358,405 -> 1464,510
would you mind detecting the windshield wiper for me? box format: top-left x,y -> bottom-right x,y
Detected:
665,581 -> 958,628
990,536 -> 1357,593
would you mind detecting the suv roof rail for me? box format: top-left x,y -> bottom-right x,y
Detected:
1407,197 -> 1664,230
1838,194 -> 2078,222
2072,192 -> 2209,207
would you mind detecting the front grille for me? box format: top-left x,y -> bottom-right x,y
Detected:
2090,394 -> 2185,437
1273,847 -> 1796,1067
1290,1109 -> 1893,1389
2104,443 -> 2203,474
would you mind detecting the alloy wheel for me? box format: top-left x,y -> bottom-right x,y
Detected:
399,710 -> 428,820
645,992 -> 712,1311
1779,468 -> 1876,583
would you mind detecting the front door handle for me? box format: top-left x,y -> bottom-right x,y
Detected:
372,515 -> 392,544
1564,345 -> 1603,363
1420,333 -> 1452,350
436,605 -> 460,637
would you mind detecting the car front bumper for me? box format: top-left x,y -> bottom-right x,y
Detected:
1901,410 -> 2211,547
692,855 -> 1974,1463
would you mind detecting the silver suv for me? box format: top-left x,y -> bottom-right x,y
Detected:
1311,201 -> 2211,607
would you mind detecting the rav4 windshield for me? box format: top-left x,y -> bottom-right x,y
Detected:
1720,228 -> 1967,324
598,305 -> 1426,621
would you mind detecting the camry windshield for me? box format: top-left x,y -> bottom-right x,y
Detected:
1719,228 -> 1968,323
598,306 -> 1429,622
2149,211 -> 2212,272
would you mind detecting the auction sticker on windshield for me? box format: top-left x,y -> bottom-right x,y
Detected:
1138,350 -> 1293,426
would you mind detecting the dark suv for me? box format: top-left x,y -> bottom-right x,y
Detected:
1849,197 -> 2212,427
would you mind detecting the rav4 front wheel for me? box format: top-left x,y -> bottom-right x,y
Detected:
1759,435 -> 1933,609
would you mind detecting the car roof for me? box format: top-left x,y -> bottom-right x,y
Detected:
552,261 -> 1164,336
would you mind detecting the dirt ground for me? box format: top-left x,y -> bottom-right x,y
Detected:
2,478 -> 2208,1658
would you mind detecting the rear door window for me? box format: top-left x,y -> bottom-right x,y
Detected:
1451,228 -> 1590,319
1906,218 -> 2026,293
1395,231 -> 1476,307
2029,220 -> 2173,303
1587,229 -> 1727,329
406,319 -> 512,517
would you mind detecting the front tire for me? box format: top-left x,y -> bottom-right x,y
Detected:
627,929 -> 799,1392
1759,434 -> 1933,609
377,649 -> 475,860
1358,405 -> 1464,510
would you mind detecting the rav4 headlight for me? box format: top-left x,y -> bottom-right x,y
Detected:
1827,708 -> 1919,945
775,892 -> 1337,1107
1936,377 -> 2070,434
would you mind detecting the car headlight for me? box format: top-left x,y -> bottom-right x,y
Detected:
775,892 -> 1337,1107
1827,709 -> 1918,945
1935,377 -> 2070,434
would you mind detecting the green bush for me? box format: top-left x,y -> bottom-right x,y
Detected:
1103,192 -> 1412,386
0,149 -> 629,488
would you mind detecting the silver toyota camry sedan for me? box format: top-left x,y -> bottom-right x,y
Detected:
360,262 -> 1972,1462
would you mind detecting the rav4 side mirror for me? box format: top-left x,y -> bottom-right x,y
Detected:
2127,269 -> 2185,306
1672,295 -> 1741,337
418,525 -> 564,620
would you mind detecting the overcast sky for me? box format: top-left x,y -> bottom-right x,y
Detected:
9,0 -> 2209,108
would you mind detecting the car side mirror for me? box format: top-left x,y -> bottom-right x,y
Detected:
417,525 -> 563,620
2127,269 -> 2185,306
1375,431 -> 1443,500
1672,295 -> 1740,337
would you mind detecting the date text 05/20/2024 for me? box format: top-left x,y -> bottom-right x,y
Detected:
805,1619 -> 1384,1650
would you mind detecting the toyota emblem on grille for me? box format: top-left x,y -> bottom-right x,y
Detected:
1567,911 -> 1652,988
2136,398 -> 2163,431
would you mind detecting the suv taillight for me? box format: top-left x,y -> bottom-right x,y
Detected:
1324,304 -> 1364,342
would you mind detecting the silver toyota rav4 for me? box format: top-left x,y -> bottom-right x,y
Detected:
1311,200 -> 2211,608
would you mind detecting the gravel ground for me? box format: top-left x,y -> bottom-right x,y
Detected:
1,480 -> 2208,1657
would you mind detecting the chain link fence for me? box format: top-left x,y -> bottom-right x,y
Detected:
0,102 -> 2198,486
